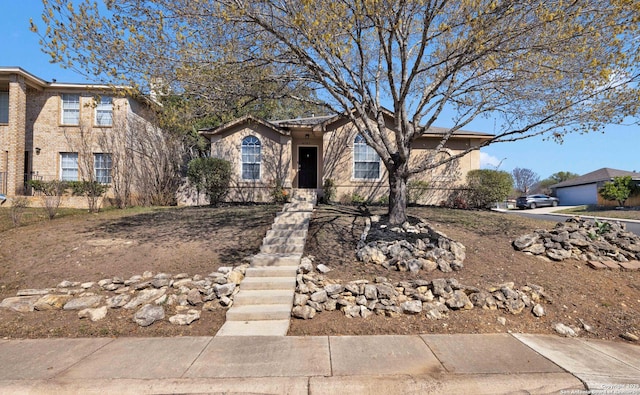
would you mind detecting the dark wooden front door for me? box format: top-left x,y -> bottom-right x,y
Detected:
298,146 -> 317,189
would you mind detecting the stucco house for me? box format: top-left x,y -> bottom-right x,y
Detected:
200,112 -> 493,204
551,168 -> 640,206
0,67 -> 157,207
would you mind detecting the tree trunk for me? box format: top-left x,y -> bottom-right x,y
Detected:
388,162 -> 409,225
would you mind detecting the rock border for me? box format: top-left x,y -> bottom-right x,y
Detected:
0,266 -> 246,327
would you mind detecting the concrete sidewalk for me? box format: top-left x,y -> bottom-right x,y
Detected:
0,333 -> 638,394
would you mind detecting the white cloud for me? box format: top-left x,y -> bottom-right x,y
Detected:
480,152 -> 503,169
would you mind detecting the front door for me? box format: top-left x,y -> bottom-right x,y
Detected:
298,146 -> 317,189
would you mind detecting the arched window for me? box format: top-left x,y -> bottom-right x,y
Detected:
353,134 -> 380,180
241,136 -> 261,180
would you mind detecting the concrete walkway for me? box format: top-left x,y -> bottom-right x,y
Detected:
216,189 -> 316,337
0,333 -> 638,394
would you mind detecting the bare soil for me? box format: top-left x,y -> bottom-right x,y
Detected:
290,205 -> 640,342
1,204 -> 638,343
0,205 -> 280,338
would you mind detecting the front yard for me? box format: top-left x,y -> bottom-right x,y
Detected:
0,204 -> 638,342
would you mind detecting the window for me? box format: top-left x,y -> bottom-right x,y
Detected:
95,96 -> 113,126
353,134 -> 380,180
61,94 -> 80,125
0,91 -> 8,124
94,153 -> 112,183
60,153 -> 79,181
241,136 -> 261,180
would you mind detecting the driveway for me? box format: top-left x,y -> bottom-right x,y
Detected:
497,206 -> 640,236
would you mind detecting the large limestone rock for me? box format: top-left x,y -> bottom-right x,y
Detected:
133,304 -> 165,327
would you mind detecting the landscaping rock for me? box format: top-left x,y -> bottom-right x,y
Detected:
554,323 -> 578,337
0,296 -> 41,313
63,296 -> 103,311
513,217 -> 640,266
169,309 -> 200,325
78,306 -> 108,322
133,304 -> 165,327
34,294 -> 73,311
292,305 -> 316,320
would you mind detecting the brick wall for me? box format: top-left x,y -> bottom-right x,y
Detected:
6,74 -> 26,195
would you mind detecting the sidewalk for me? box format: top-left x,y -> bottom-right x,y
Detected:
0,333 -> 638,394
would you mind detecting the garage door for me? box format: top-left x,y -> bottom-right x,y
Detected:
556,184 -> 598,205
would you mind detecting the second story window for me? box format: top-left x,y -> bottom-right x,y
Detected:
61,93 -> 80,125
0,91 -> 8,124
95,96 -> 113,126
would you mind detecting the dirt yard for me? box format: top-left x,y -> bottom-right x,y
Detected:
1,204 -> 638,342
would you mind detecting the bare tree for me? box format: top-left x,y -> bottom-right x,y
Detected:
34,1 -> 640,224
512,168 -> 540,196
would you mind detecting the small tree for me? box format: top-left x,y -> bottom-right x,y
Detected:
512,168 -> 540,195
466,169 -> 513,209
599,176 -> 639,207
187,157 -> 232,206
28,180 -> 68,219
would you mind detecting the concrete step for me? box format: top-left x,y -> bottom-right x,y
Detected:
216,320 -> 290,336
241,277 -> 296,291
283,202 -> 315,211
260,244 -> 304,254
262,236 -> 306,246
233,289 -> 294,306
265,229 -> 307,239
273,217 -> 311,225
226,304 -> 292,321
271,223 -> 309,231
245,266 -> 298,278
276,211 -> 312,219
250,253 -> 302,266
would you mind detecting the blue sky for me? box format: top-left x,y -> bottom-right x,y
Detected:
3,2 -> 639,180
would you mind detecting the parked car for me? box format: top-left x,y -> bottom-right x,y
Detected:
516,194 -> 559,209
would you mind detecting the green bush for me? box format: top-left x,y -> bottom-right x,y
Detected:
187,157 -> 232,205
465,169 -> 513,209
599,176 -> 639,207
68,181 -> 109,213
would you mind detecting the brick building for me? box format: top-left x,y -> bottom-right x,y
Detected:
0,67 -> 158,206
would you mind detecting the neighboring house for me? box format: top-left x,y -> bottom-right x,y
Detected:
551,168 -> 640,206
0,67 -> 157,207
200,112 -> 493,204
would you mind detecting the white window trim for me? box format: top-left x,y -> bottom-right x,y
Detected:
240,136 -> 261,181
60,152 -> 79,181
61,93 -> 81,126
352,134 -> 382,181
94,96 -> 113,127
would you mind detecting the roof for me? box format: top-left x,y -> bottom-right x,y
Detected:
200,113 -> 493,139
200,115 -> 289,137
0,66 -> 125,90
551,168 -> 640,189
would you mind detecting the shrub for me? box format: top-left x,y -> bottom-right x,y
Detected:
465,169 -> 513,209
599,176 -> 639,207
351,192 -> 367,205
187,157 -> 232,206
270,183 -> 290,204
408,180 -> 430,205
322,178 -> 336,204
68,181 -> 109,213
28,180 -> 69,219
9,196 -> 29,226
